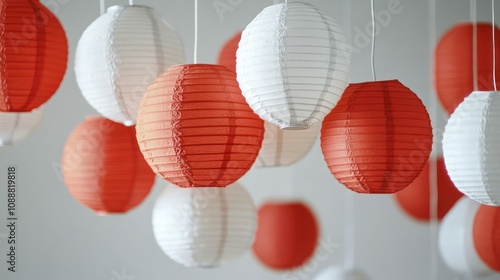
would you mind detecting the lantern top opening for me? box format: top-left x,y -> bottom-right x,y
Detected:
107,4 -> 153,13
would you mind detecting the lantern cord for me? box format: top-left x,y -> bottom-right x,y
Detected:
344,190 -> 355,269
493,0 -> 497,91
471,0 -> 478,91
370,0 -> 377,81
194,0 -> 199,64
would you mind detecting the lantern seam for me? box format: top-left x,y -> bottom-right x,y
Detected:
381,81 -> 395,193
481,92 -> 494,205
278,3 -> 294,127
120,125 -> 139,212
0,2 -> 7,110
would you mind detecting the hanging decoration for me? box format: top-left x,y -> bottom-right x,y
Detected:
320,80 -> 433,194
236,2 -> 351,129
473,204 -> 500,272
0,0 -> 68,112
135,64 -> 264,188
0,109 -> 43,146
435,23 -> 500,114
62,116 -> 155,214
74,4 -> 185,126
217,31 -> 241,72
152,182 -> 257,267
252,201 -> 319,270
315,266 -> 370,280
395,157 -> 463,221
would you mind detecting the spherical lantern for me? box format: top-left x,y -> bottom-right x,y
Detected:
315,266 -> 370,280
395,157 -> 463,221
473,205 -> 500,272
0,109 -> 43,146
438,197 -> 494,276
435,23 -> 500,114
136,64 -> 264,188
236,2 -> 351,129
0,0 -> 68,112
217,32 -> 241,72
74,5 -> 185,126
152,182 -> 257,267
443,90 -> 500,206
320,80 -> 433,194
62,116 -> 155,214
253,201 -> 319,270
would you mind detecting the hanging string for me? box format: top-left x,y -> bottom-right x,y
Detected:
194,0 -> 198,64
493,0 -> 497,91
471,0 -> 478,91
370,0 -> 377,81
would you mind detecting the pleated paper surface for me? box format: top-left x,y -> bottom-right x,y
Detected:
473,205 -> 500,272
0,109 -> 43,146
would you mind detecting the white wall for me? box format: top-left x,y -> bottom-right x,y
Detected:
0,0 -> 498,279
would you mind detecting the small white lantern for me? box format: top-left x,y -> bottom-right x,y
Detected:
152,183 -> 256,267
236,2 -> 351,130
74,5 -> 185,126
0,109 -> 43,146
315,266 -> 370,280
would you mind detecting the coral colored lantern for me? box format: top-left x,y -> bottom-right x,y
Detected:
217,32 -> 241,72
136,64 -> 264,188
62,116 -> 155,214
236,2 -> 351,129
320,80 -> 433,194
0,109 -> 43,146
395,157 -> 463,221
435,23 -> 500,114
0,0 -> 68,112
75,5 -> 185,126
253,201 -> 319,270
473,205 -> 500,272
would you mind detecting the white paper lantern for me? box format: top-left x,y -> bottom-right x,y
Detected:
236,2 -> 351,130
0,109 -> 43,146
315,266 -> 370,280
443,91 -> 500,206
255,122 -> 319,167
438,197 -> 494,276
152,183 -> 256,267
74,5 -> 185,126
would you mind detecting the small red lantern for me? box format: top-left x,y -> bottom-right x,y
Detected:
320,80 -> 433,194
136,64 -> 264,188
0,0 -> 68,112
435,22 -> 500,114
395,157 -> 463,221
62,116 -> 155,214
252,201 -> 319,270
473,204 -> 500,272
217,32 -> 241,72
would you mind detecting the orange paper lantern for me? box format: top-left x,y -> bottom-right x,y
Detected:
136,64 -> 264,188
0,0 -> 68,112
253,201 -> 319,270
320,80 -> 433,194
435,22 -> 500,114
473,204 -> 500,272
395,157 -> 463,221
62,116 -> 155,214
217,32 -> 241,72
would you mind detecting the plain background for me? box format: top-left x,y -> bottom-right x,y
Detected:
0,0 -> 499,279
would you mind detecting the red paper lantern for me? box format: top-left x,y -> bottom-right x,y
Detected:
217,32 -> 241,72
435,22 -> 500,114
136,64 -> 264,188
253,201 -> 319,270
395,157 -> 463,221
320,80 -> 433,194
473,204 -> 500,272
62,116 -> 155,214
0,0 -> 68,112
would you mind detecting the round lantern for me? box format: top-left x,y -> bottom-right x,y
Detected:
435,23 -> 500,114
320,80 -> 433,194
136,64 -> 264,188
217,32 -> 241,72
253,201 -> 319,270
443,90 -> 500,206
439,197 -> 494,276
395,157 -> 463,221
0,109 -> 43,146
62,116 -> 155,214
74,5 -> 185,126
473,204 -> 500,272
315,266 -> 370,280
0,0 -> 68,112
152,182 -> 257,267
236,2 -> 351,129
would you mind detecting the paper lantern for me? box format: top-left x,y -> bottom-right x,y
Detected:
74,5 -> 185,126
62,116 -> 155,214
320,80 -> 433,194
0,0 -> 68,112
473,205 -> 500,272
136,64 -> 264,188
0,109 -> 43,146
152,183 -> 256,267
395,157 -> 463,221
236,2 -> 351,129
315,266 -> 370,280
435,23 -> 500,114
217,32 -> 241,72
253,201 -> 319,270
443,90 -> 500,206
438,197 -> 494,276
